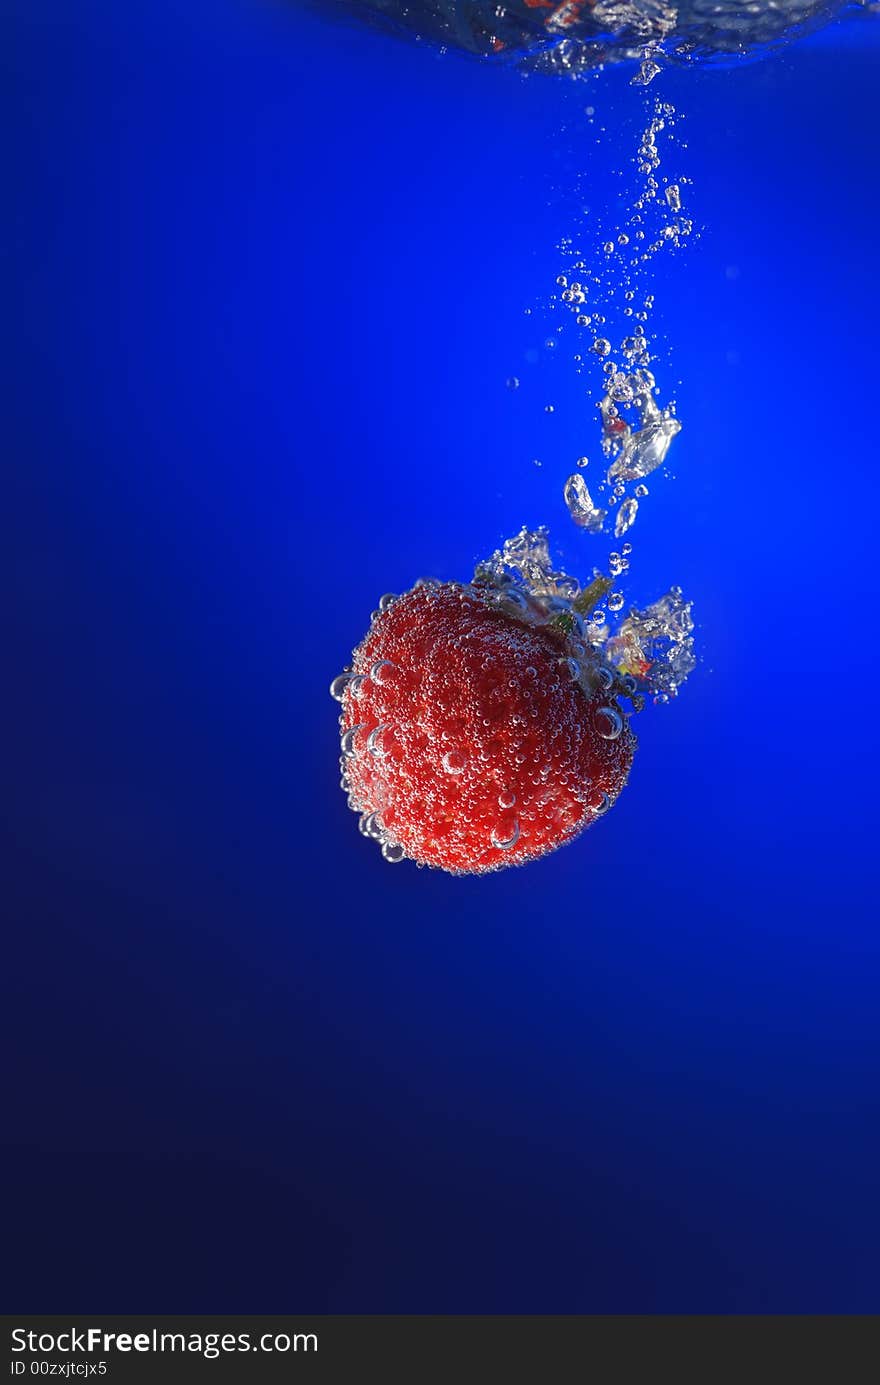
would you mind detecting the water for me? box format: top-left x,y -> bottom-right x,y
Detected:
4,0 -> 880,1312
328,0 -> 851,67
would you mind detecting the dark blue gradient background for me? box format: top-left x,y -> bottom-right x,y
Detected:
3,0 -> 880,1312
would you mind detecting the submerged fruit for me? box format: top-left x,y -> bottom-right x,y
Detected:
333,577 -> 636,875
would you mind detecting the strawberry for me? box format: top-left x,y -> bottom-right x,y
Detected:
332,578 -> 636,875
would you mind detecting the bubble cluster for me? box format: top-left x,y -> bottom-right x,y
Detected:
526,90 -> 691,571
604,586 -> 697,702
471,524 -> 687,709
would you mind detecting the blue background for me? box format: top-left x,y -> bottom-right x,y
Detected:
3,0 -> 880,1312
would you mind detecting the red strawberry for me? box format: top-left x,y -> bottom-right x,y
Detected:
332,578 -> 636,875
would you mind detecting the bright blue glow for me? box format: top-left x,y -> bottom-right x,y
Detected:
3,0 -> 880,1311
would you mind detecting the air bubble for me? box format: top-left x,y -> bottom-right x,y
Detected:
329,674 -> 351,702
341,724 -> 365,756
608,415 -> 681,483
362,811 -> 384,840
545,597 -> 569,615
378,593 -> 397,611
491,819 -> 521,851
381,842 -> 405,864
632,54 -> 661,87
367,723 -> 394,758
442,749 -> 467,774
595,706 -> 623,740
609,372 -> 634,403
615,497 -> 639,538
498,790 -> 517,810
564,473 -> 606,533
370,659 -> 397,686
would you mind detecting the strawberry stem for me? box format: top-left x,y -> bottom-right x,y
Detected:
573,574 -> 613,616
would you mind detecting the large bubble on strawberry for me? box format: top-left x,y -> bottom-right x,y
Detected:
331,571 -> 638,876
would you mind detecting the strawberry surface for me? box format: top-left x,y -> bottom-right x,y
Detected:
335,581 -> 635,874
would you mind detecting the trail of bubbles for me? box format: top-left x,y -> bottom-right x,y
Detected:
551,95 -> 690,547
509,85 -> 696,698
